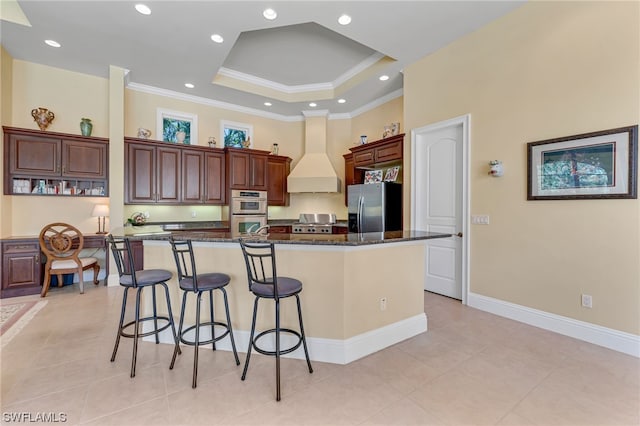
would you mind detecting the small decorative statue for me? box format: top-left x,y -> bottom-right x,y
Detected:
31,107 -> 55,131
383,126 -> 393,138
242,136 -> 251,148
137,128 -> 151,139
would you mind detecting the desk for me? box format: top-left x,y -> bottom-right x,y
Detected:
0,234 -> 109,298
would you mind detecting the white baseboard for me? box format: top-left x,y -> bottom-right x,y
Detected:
143,313 -> 428,364
467,292 -> 640,358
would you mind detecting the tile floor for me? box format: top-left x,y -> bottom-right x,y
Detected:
1,284 -> 638,425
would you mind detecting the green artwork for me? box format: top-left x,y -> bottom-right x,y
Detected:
224,128 -> 247,147
163,118 -> 191,144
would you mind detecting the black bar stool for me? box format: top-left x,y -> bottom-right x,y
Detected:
238,240 -> 313,401
169,237 -> 240,388
107,235 -> 180,378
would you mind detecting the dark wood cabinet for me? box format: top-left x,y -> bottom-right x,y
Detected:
203,151 -> 226,204
225,147 -> 269,191
344,134 -> 404,206
125,141 -> 180,204
268,225 -> 291,234
1,239 -> 41,298
125,138 -> 226,205
267,155 -> 291,206
350,133 -> 404,168
181,149 -> 204,204
3,126 -> 108,196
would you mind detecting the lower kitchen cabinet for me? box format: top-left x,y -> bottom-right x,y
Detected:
1,239 -> 41,298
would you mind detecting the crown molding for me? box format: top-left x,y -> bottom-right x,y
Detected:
126,82 -> 403,123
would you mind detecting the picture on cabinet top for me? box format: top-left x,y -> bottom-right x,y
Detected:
221,120 -> 253,148
384,166 -> 400,182
156,108 -> 198,144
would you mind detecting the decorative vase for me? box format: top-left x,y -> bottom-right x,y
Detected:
208,136 -> 216,148
176,131 -> 186,144
31,107 -> 55,131
360,135 -> 368,145
80,118 -> 93,136
272,143 -> 279,155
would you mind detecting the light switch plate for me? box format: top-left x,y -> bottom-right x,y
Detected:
471,215 -> 490,225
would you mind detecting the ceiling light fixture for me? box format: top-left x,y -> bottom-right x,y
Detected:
264,102 -> 272,106
338,99 -> 346,104
211,34 -> 224,43
185,83 -> 194,89
338,14 -> 352,25
44,39 -> 61,48
135,4 -> 151,15
379,75 -> 390,81
263,8 -> 277,20
309,102 -> 317,107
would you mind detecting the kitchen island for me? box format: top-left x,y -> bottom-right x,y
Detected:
121,229 -> 451,364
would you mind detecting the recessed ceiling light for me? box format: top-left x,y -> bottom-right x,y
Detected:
309,102 -> 317,107
379,75 -> 390,81
338,99 -> 346,104
135,4 -> 151,15
185,83 -> 194,89
338,14 -> 352,25
211,34 -> 224,43
264,102 -> 272,106
44,39 -> 61,48
263,8 -> 277,20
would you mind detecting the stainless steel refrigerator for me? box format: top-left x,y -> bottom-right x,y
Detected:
348,182 -> 402,233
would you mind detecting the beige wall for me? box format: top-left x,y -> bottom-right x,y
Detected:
404,1 -> 640,334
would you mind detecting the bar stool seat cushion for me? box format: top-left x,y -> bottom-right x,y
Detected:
251,277 -> 302,298
179,272 -> 230,291
120,269 -> 173,287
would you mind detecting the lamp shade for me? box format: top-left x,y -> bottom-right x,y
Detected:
91,204 -> 110,217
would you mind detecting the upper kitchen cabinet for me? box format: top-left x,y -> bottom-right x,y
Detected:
225,147 -> 269,191
344,133 -> 404,205
267,155 -> 291,206
3,126 -> 108,196
124,138 -> 226,205
350,133 -> 404,168
125,140 -> 180,204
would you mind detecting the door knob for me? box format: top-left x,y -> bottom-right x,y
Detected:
456,232 -> 463,238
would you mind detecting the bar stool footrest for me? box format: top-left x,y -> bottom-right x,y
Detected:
119,316 -> 173,339
252,328 -> 303,357
179,321 -> 232,347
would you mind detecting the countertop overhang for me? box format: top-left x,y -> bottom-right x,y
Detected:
119,228 -> 452,246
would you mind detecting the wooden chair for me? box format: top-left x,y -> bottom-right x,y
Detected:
39,222 -> 100,297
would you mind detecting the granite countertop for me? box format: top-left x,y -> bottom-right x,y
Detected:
119,229 -> 451,246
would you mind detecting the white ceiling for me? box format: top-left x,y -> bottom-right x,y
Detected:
0,0 -> 525,119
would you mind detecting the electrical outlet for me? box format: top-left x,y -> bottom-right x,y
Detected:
581,294 -> 593,308
191,211 -> 197,218
380,297 -> 387,311
471,215 -> 490,225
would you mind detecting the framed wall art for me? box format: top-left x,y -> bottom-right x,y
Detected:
527,125 -> 637,200
220,120 -> 253,148
157,108 -> 198,144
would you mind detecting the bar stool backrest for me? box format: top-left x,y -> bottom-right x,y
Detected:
107,235 -> 138,287
169,237 -> 201,291
239,241 -> 279,299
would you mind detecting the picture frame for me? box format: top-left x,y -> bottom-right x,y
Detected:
157,108 -> 198,144
384,166 -> 400,182
527,125 -> 637,200
220,120 -> 253,148
364,169 -> 383,184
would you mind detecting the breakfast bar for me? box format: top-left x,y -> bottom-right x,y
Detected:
124,230 -> 451,364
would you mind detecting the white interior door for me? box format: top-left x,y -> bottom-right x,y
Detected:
411,116 -> 468,301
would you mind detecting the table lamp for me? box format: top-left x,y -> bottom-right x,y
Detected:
91,204 -> 110,234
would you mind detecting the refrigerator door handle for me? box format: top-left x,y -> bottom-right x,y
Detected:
358,195 -> 363,232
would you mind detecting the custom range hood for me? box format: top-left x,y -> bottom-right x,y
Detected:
287,110 -> 341,193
